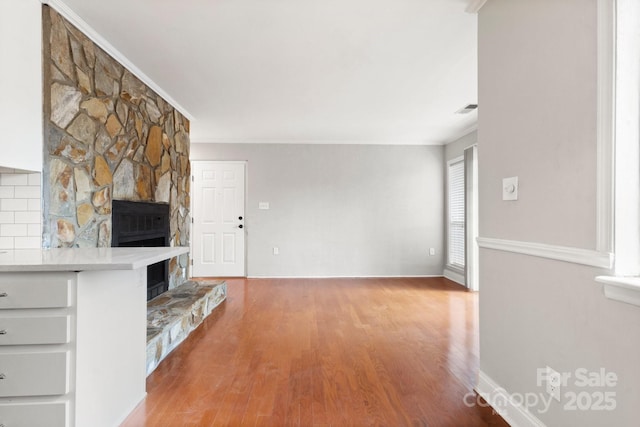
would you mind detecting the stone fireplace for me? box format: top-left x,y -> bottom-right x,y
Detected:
41,6 -> 191,289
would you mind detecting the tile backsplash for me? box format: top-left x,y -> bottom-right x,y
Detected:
0,171 -> 43,249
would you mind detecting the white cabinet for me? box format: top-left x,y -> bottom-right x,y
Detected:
0,247 -> 188,427
0,273 -> 73,427
0,278 -> 71,309
0,316 -> 70,345
0,0 -> 43,172
0,352 -> 69,397
0,269 -> 148,427
0,402 -> 68,427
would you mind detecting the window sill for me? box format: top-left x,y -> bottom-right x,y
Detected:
595,276 -> 640,307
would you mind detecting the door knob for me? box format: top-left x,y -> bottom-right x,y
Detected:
238,216 -> 243,220
239,224 -> 243,229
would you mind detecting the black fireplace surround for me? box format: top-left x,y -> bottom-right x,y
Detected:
111,200 -> 170,300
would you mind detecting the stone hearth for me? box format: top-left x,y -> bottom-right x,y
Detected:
146,280 -> 227,375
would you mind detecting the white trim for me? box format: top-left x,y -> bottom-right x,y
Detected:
191,160 -> 248,165
465,0 -> 488,14
447,155 -> 465,166
443,123 -> 478,145
596,0 -> 616,253
612,0 -> 640,276
477,237 -> 613,269
246,275 -> 443,279
475,371 -> 547,427
596,276 -> 640,307
189,161 -> 248,277
443,267 -> 465,286
41,0 -> 194,121
189,138 -> 446,146
447,156 -> 465,269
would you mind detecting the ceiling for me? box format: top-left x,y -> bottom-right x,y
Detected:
52,0 -> 478,145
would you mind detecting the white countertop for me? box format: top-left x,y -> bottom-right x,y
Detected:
0,247 -> 190,272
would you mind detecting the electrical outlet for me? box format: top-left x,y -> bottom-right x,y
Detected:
273,247 -> 279,255
545,366 -> 562,402
429,248 -> 436,256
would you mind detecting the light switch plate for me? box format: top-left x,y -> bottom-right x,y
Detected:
502,176 -> 518,201
258,202 -> 270,210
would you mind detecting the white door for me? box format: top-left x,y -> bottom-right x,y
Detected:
191,161 -> 246,277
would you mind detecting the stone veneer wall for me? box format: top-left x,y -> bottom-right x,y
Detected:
42,6 -> 190,288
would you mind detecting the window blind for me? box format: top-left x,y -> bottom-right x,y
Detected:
448,159 -> 465,267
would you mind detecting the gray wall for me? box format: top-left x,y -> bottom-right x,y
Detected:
191,143 -> 444,277
479,1 -> 639,426
445,130 -> 476,162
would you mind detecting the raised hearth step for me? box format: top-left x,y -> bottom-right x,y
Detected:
146,279 -> 227,376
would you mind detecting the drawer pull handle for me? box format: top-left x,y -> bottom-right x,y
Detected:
0,292 -> 6,297
0,330 -> 5,335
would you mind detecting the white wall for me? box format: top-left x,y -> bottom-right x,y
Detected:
0,0 -> 43,172
191,143 -> 444,277
478,1 -> 639,426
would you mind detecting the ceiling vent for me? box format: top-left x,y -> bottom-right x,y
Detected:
456,104 -> 478,114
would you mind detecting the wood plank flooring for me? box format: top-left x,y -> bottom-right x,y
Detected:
121,277 -> 509,427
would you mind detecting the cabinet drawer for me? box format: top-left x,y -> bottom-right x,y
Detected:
0,401 -> 68,427
0,351 -> 68,397
0,277 -> 71,309
0,316 -> 70,345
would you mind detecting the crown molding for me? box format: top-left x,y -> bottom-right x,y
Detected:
465,0 -> 488,14
40,0 -> 194,121
189,138 -> 446,146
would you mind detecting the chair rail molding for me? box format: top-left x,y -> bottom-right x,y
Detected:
477,237 -> 613,269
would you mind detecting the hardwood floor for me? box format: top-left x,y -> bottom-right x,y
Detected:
121,277 -> 508,427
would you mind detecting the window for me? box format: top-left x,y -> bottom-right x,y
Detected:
594,0 -> 640,307
614,0 -> 640,276
448,157 -> 465,268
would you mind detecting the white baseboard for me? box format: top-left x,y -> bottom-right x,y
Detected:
246,275 -> 443,279
443,268 -> 466,286
475,371 -> 547,427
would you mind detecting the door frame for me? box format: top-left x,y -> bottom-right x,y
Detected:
189,160 -> 248,278
464,145 -> 479,291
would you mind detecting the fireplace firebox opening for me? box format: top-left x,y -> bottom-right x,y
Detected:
111,200 -> 171,300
